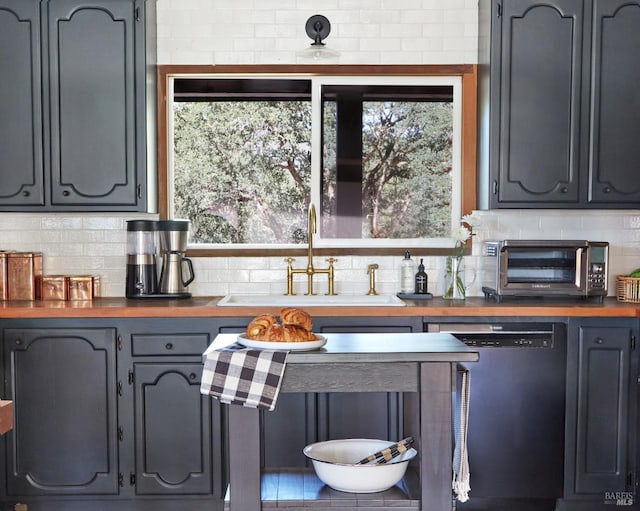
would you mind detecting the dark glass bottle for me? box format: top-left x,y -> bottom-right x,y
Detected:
415,258 -> 428,294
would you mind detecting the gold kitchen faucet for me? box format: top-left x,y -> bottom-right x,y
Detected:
285,203 -> 337,296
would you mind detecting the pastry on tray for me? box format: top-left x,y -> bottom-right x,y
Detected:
245,308 -> 316,342
246,314 -> 277,339
280,307 -> 313,331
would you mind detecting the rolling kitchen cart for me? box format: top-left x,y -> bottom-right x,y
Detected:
205,332 -> 478,511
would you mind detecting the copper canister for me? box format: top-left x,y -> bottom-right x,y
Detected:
41,275 -> 69,300
7,252 -> 43,300
68,276 -> 94,301
0,251 -> 11,301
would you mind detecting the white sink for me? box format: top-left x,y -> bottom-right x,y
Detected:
216,294 -> 406,307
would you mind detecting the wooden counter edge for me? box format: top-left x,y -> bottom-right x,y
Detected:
0,400 -> 13,435
0,296 -> 638,318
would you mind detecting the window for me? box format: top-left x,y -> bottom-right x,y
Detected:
158,65 -> 478,255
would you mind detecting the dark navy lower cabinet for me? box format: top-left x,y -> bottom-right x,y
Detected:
3,327 -> 119,496
6,315 -> 637,510
0,318 -> 237,511
133,362 -> 214,496
563,318 -> 639,509
121,318 -> 236,509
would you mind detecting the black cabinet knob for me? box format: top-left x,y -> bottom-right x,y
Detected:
560,186 -> 568,194
22,190 -> 30,197
165,342 -> 173,350
603,187 -> 611,194
189,373 -> 197,380
62,190 -> 70,196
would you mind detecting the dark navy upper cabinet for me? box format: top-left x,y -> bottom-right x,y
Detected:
0,0 -> 149,211
0,1 -> 46,206
480,0 -> 640,209
587,0 -> 640,205
46,0 -> 147,209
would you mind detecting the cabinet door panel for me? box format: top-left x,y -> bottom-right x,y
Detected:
47,0 -> 139,206
134,363 -> 215,495
495,0 -> 583,205
573,324 -> 632,494
0,0 -> 44,206
4,328 -> 118,496
588,0 -> 640,203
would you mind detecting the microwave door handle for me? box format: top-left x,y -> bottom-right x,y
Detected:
575,247 -> 584,287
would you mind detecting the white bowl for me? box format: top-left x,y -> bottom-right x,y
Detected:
303,438 -> 417,493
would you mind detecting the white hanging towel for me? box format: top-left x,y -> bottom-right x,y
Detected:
452,367 -> 471,502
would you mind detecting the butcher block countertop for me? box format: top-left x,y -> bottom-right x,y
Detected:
0,296 -> 638,318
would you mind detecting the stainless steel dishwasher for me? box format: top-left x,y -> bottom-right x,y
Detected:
428,322 -> 566,510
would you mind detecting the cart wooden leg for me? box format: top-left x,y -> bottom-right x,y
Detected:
419,362 -> 454,511
228,404 -> 261,511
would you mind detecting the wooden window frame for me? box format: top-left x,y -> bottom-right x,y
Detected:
157,64 -> 478,257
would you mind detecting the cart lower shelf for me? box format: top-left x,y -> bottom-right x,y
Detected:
224,467 -> 421,510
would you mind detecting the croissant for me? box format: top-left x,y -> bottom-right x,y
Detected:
280,308 -> 313,331
245,309 -> 316,342
262,324 -> 285,342
282,324 -> 317,342
258,324 -> 316,342
246,314 -> 277,339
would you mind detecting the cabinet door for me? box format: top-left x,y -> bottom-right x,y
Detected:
587,0 -> 640,205
3,328 -> 118,496
0,0 -> 45,206
134,363 -> 217,496
490,0 -> 584,207
45,0 -> 144,209
566,319 -> 637,497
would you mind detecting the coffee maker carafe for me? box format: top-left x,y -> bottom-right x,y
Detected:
126,220 -> 159,297
157,220 -> 194,297
126,219 -> 195,298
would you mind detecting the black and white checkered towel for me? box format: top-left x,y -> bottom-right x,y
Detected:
200,343 -> 288,411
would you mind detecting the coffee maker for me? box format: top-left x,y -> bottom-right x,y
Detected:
126,220 -> 194,298
157,220 -> 194,297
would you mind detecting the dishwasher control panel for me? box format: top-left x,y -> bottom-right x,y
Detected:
427,322 -> 561,348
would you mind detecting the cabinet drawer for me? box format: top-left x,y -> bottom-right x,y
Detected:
131,333 -> 210,356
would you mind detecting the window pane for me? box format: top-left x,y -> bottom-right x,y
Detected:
321,85 -> 454,240
172,100 -> 312,244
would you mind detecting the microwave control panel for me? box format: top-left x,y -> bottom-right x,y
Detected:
588,262 -> 607,290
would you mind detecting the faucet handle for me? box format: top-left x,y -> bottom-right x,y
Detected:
367,263 -> 379,295
285,257 -> 295,266
326,257 -> 337,266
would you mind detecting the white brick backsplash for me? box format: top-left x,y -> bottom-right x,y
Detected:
1,208 -> 638,297
157,0 -> 477,65
41,216 -> 84,230
82,217 -> 124,230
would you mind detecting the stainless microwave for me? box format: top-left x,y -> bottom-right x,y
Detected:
481,240 -> 609,301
